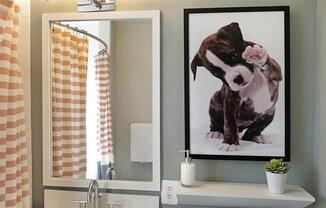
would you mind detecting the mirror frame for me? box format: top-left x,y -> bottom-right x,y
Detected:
42,10 -> 160,191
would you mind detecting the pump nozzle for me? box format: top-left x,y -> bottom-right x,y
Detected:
179,150 -> 191,163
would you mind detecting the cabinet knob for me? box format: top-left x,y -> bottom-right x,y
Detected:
72,200 -> 88,208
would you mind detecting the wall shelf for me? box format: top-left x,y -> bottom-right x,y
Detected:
176,181 -> 315,208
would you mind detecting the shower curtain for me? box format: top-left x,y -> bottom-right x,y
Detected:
95,52 -> 114,169
51,26 -> 89,179
0,1 -> 30,207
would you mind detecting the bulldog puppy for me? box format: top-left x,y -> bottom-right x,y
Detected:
191,22 -> 282,151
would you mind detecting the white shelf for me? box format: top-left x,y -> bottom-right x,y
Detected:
176,181 -> 315,208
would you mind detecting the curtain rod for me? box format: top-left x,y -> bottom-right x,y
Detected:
51,21 -> 108,52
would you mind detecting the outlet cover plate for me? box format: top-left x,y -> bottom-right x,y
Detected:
161,180 -> 179,205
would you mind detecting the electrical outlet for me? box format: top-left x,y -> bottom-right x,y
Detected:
161,180 -> 179,205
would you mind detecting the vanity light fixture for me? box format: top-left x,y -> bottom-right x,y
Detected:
77,0 -> 115,12
91,0 -> 103,9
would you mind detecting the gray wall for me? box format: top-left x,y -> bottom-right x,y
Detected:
315,0 -> 326,207
31,0 -> 323,207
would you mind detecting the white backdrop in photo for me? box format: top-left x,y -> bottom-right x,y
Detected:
188,11 -> 285,156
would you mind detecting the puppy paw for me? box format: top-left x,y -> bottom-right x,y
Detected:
206,131 -> 224,139
252,135 -> 271,144
242,45 -> 268,67
219,143 -> 240,151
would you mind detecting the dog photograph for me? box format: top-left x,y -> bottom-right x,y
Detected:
184,7 -> 290,160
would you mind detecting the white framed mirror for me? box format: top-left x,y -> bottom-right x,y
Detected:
42,10 -> 160,191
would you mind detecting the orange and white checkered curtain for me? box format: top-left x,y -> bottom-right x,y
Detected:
51,26 -> 88,179
95,52 -> 114,165
0,1 -> 30,207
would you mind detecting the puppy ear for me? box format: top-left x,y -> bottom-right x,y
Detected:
217,22 -> 244,46
191,54 -> 203,81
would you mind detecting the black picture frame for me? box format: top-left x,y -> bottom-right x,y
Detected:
184,6 -> 290,161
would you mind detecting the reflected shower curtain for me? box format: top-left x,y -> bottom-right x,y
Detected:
0,1 -> 30,207
94,52 -> 114,170
51,26 -> 88,179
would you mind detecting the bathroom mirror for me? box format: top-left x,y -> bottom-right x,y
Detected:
42,11 -> 160,191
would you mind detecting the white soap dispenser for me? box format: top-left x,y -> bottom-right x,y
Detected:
179,150 -> 195,187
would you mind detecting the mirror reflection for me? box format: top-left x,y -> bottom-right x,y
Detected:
50,19 -> 153,181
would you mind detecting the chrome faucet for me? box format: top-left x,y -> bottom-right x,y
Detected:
87,180 -> 99,208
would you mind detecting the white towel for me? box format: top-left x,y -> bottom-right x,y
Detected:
130,123 -> 153,163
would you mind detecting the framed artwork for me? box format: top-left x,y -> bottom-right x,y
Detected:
184,6 -> 290,161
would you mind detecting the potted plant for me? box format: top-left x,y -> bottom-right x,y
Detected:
265,159 -> 290,194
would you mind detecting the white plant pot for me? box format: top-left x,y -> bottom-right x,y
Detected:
266,172 -> 288,194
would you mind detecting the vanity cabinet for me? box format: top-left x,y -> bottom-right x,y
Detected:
44,189 -> 159,208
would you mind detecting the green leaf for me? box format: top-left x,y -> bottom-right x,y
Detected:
265,159 -> 290,174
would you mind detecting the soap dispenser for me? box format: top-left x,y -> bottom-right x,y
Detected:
179,150 -> 195,187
